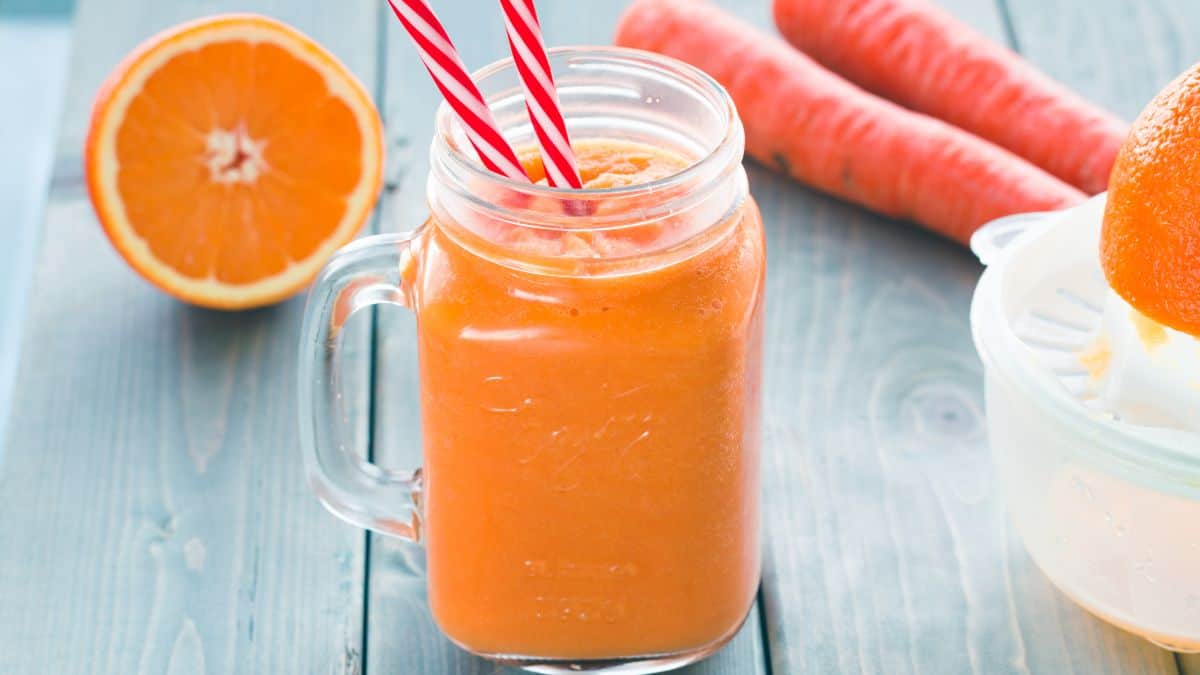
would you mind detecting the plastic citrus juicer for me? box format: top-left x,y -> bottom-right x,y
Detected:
969,194 -> 1200,652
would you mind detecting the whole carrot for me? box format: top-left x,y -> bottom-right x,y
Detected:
773,0 -> 1127,194
614,0 -> 1086,245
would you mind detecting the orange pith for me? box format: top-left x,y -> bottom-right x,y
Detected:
85,14 -> 384,309
1100,63 -> 1200,337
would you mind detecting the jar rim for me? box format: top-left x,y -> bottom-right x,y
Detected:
429,46 -> 745,232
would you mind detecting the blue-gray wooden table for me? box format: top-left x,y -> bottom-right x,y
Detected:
2,0 -> 1199,673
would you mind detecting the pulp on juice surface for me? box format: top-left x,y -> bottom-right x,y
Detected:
416,140 -> 764,659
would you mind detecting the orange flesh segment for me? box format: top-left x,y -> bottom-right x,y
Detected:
86,15 -> 382,309
113,40 -> 361,282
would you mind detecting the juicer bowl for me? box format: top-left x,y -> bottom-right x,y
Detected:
970,195 -> 1200,652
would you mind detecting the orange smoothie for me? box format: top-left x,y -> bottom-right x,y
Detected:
414,140 -> 765,659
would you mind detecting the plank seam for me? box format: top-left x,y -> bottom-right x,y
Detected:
993,0 -> 1024,53
756,584 -> 775,675
359,4 -> 392,673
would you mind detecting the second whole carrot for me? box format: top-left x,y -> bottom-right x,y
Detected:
614,0 -> 1086,245
773,0 -> 1128,195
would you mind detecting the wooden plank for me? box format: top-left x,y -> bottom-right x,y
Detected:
750,165 -> 1176,675
747,0 -> 1177,671
0,1 -> 380,673
743,0 -> 1178,672
744,0 -> 1170,671
366,1 -> 769,673
0,16 -> 72,462
365,0 -> 1184,673
1000,2 -> 1200,673
1001,0 -> 1200,122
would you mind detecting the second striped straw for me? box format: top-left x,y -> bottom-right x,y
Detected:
386,0 -> 582,190
499,0 -> 583,189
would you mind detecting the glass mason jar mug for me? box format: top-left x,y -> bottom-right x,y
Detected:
299,48 -> 765,672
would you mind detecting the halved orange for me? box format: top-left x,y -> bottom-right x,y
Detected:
85,14 -> 384,309
1101,63 -> 1200,337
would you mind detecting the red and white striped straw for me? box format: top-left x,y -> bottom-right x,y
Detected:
386,0 -> 531,182
499,0 -> 583,189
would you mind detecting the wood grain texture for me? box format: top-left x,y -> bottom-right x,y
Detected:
1001,0 -> 1200,123
364,0 -> 1186,673
365,1 -> 770,673
750,166 -> 1177,675
746,0 -> 1180,672
0,1 -> 380,673
1000,2 -> 1200,672
3,0 -> 1195,672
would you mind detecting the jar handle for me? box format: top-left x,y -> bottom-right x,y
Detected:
298,232 -> 423,541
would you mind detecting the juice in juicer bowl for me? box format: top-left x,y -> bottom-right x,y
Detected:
969,195 -> 1200,652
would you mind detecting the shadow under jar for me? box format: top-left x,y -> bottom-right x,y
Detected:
300,47 -> 765,674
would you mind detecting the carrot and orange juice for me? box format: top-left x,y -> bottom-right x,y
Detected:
416,140 -> 765,658
300,47 -> 763,668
